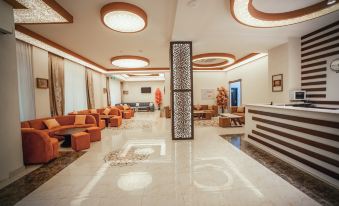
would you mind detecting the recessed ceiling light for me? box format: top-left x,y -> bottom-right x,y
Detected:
231,0 -> 339,28
193,53 -> 236,68
111,55 -> 149,68
101,2 -> 147,33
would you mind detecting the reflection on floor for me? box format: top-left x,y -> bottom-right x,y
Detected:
220,134 -> 339,206
2,111 -> 334,206
0,151 -> 85,206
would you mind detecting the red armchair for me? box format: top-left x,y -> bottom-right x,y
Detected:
21,128 -> 59,165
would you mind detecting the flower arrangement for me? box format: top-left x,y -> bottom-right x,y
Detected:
216,86 -> 228,113
155,88 -> 162,110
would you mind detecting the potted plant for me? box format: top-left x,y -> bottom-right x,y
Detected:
216,86 -> 228,113
155,88 -> 162,110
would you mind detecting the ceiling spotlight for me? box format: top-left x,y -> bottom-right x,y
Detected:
101,2 -> 147,33
111,55 -> 149,68
327,0 -> 337,5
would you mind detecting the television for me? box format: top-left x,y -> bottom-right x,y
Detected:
141,87 -> 151,93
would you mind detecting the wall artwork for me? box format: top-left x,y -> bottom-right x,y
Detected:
36,78 -> 48,89
272,74 -> 283,92
123,90 -> 128,95
201,89 -> 215,100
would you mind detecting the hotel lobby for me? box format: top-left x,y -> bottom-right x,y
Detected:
0,0 -> 339,205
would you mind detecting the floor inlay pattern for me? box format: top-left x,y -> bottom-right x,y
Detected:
104,147 -> 150,167
110,119 -> 154,129
220,134 -> 339,206
0,151 -> 85,206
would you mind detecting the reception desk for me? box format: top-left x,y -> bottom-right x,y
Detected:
245,104 -> 339,188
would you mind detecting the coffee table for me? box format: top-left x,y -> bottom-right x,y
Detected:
194,110 -> 213,120
54,128 -> 87,147
100,115 -> 112,127
219,113 -> 242,127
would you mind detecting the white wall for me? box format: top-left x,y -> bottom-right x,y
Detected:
32,46 -> 50,118
109,77 -> 121,106
193,72 -> 227,105
0,1 -> 24,181
164,72 -> 171,106
227,56 -> 269,105
122,81 -> 165,107
268,38 -> 301,105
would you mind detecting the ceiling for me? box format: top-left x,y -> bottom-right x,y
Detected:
20,0 -> 339,72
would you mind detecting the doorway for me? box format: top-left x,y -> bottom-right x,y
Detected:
229,79 -> 241,107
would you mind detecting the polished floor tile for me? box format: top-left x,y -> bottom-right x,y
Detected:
15,112 -> 320,206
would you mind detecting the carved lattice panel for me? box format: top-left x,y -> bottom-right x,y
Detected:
173,91 -> 192,139
170,41 -> 193,140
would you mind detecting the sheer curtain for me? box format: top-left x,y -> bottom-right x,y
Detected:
64,60 -> 88,113
16,40 -> 35,121
106,77 -> 111,106
92,71 -> 103,108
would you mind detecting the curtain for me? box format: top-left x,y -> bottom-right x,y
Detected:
48,53 -> 65,116
16,40 -> 35,121
85,68 -> 95,109
92,71 -> 103,108
64,60 -> 88,113
106,77 -> 111,106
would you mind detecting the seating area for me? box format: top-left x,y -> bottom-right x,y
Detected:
116,102 -> 155,112
1,1 -> 339,206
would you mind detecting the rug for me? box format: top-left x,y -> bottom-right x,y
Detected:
110,119 -> 154,130
104,147 -> 150,167
0,151 -> 85,206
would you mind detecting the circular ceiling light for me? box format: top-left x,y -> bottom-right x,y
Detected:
101,2 -> 147,33
111,55 -> 150,68
193,53 -> 236,68
230,0 -> 339,28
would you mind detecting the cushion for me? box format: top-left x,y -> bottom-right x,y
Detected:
103,108 -> 111,115
43,119 -> 60,129
74,115 -> 86,125
90,109 -> 97,113
195,105 -> 201,110
237,106 -> 245,113
136,103 -> 139,106
123,105 -> 129,110
150,103 -> 154,106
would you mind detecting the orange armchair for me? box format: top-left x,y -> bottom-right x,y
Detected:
21,129 -> 59,165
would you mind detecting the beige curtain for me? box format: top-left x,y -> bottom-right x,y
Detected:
48,53 -> 64,116
106,77 -> 111,106
85,68 -> 95,109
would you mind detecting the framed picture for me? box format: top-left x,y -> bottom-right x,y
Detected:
123,90 -> 128,95
36,78 -> 48,89
272,74 -> 283,92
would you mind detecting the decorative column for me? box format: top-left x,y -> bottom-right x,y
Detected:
170,41 -> 194,140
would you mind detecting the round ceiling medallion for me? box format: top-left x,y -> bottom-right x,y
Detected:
111,55 -> 150,68
231,0 -> 339,28
192,53 -> 236,68
101,2 -> 147,33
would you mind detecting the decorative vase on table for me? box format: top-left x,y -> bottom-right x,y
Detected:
216,86 -> 229,114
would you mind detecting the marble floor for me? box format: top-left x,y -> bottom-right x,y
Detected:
15,112 -> 320,206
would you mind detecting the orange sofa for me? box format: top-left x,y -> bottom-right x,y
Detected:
97,107 -> 123,127
230,106 -> 245,123
21,115 -> 97,164
115,105 -> 134,118
69,109 -> 105,129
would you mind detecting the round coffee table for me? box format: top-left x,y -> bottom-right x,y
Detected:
54,128 -> 87,147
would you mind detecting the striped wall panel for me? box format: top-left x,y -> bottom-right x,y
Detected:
301,20 -> 339,104
246,107 -> 339,188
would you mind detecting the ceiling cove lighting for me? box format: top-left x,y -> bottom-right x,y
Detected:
230,0 -> 339,28
111,55 -> 150,68
101,2 -> 147,33
193,53 -> 236,68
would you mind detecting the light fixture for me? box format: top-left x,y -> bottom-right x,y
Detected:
101,2 -> 147,33
327,0 -> 337,5
193,53 -> 236,69
230,0 -> 339,28
111,55 -> 149,68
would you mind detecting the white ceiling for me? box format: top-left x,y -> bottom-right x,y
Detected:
23,0 -> 339,71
